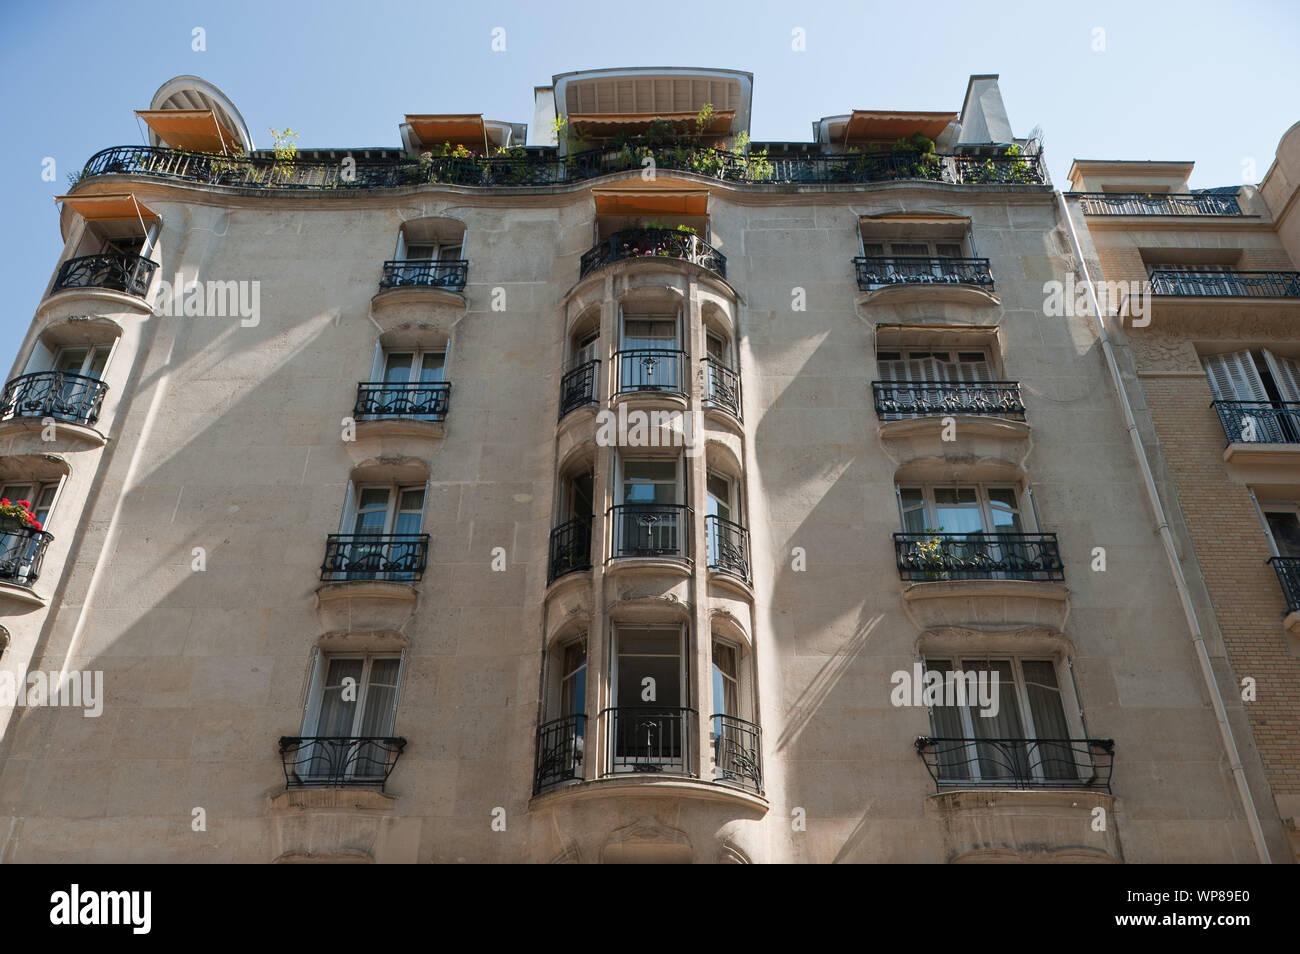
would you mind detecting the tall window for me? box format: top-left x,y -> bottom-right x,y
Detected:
614,458 -> 684,557
619,311 -> 681,392
402,237 -> 462,263
1264,505 -> 1300,559
609,625 -> 687,774
341,483 -> 426,581
299,653 -> 403,782
876,349 -> 991,384
898,485 -> 1024,535
368,348 -> 447,421
925,656 -> 1076,784
0,481 -> 59,529
1203,350 -> 1300,442
863,239 -> 965,280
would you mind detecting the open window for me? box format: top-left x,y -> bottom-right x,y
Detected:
612,456 -> 687,558
608,624 -> 689,775
326,482 -> 428,582
1203,349 -> 1300,443
296,652 -> 404,785
617,306 -> 684,394
536,635 -> 588,791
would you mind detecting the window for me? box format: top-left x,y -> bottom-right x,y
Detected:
925,656 -> 1077,784
298,653 -> 403,783
337,483 -> 427,581
365,349 -> 447,421
1264,506 -> 1300,559
401,238 -> 462,262
614,458 -> 684,557
609,625 -> 688,774
0,481 -> 59,528
876,349 -> 992,384
863,240 -> 966,280
617,310 -> 682,393
898,484 -> 1024,535
572,329 -> 599,367
1203,350 -> 1300,442
705,330 -> 731,368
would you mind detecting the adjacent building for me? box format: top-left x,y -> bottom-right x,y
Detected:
0,69 -> 1290,862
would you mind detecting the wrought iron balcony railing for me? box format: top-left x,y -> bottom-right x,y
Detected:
320,533 -> 430,582
1073,192 -> 1243,216
915,736 -> 1115,792
580,229 -> 726,281
354,381 -> 450,421
894,531 -> 1064,582
609,504 -> 692,560
712,713 -> 763,794
603,706 -> 696,777
547,517 -> 592,583
278,736 -> 407,790
533,713 -> 586,794
702,359 -> 742,419
0,525 -> 54,587
1270,556 -> 1300,615
378,259 -> 468,291
559,359 -> 599,418
52,253 -> 158,298
615,349 -> 687,396
76,143 -> 1047,193
1212,400 -> 1300,445
872,380 -> 1025,421
1148,269 -> 1300,298
854,256 -> 994,290
0,371 -> 109,427
706,514 -> 751,583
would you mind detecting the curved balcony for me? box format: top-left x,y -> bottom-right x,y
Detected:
547,517 -> 592,584
702,359 -> 742,420
278,736 -> 407,791
580,229 -> 725,281
534,714 -> 586,794
608,504 -> 691,561
915,737 -> 1115,792
52,253 -> 157,299
603,706 -> 695,778
0,525 -> 54,587
378,259 -> 468,292
894,531 -> 1063,583
711,714 -> 762,794
0,371 -> 108,427
354,381 -> 450,422
320,533 -> 429,583
559,359 -> 600,419
706,514 -> 751,583
76,143 -> 1045,193
854,256 -> 993,291
614,349 -> 686,397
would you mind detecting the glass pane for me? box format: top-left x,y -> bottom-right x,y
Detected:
438,244 -> 462,261
405,244 -> 436,260
55,349 -> 88,374
383,353 -> 414,383
623,319 -> 677,350
398,488 -> 425,512
35,485 -> 57,524
964,659 -> 1026,780
987,488 -> 1022,530
706,474 -> 732,520
1022,660 -> 1075,780
318,658 -> 365,735
616,630 -> 681,706
899,487 -> 926,532
1266,512 -> 1300,558
934,488 -> 982,534
419,353 -> 445,383
924,659 -> 970,781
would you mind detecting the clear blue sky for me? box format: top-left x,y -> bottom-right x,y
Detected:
2,0 -> 1297,362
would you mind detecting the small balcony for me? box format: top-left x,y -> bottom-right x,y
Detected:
609,504 -> 692,561
706,514 -> 751,583
320,533 -> 430,582
580,228 -> 726,281
559,359 -> 599,419
894,531 -> 1064,582
915,737 -> 1115,792
603,706 -> 696,778
1074,192 -> 1242,216
533,713 -> 586,795
1270,557 -> 1300,615
854,256 -> 993,290
0,525 -> 54,587
378,259 -> 468,291
615,349 -> 686,397
278,736 -> 407,791
702,359 -> 742,419
1148,269 -> 1300,298
52,253 -> 157,298
547,517 -> 592,584
1213,400 -> 1300,445
354,381 -> 451,422
0,371 -> 109,427
712,714 -> 763,794
873,381 -> 1024,421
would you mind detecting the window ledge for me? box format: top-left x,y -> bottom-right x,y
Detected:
857,283 -> 1000,309
926,789 -> 1121,863
37,286 -> 155,319
370,284 -> 465,311
353,418 -> 445,441
314,580 -> 419,635
604,556 -> 693,578
879,415 -> 1029,441
901,579 -> 1069,632
1222,442 -> 1300,484
269,788 -> 397,812
0,580 -> 46,608
530,775 -> 768,813
0,415 -> 107,447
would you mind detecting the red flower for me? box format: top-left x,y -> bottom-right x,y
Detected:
0,499 -> 9,506
29,521 -> 41,531
15,500 -> 30,508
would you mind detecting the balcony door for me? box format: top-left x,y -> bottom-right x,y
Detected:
899,484 -> 1033,579
610,626 -> 687,775
343,484 -> 426,580
864,240 -> 964,281
299,653 -> 403,783
615,458 -> 683,557
925,657 -> 1076,785
620,312 -> 680,392
371,349 -> 446,420
1203,350 -> 1300,443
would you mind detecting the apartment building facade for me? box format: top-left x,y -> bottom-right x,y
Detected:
0,69 -> 1288,863
1067,127 -> 1300,861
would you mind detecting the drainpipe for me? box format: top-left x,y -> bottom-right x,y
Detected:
1055,191 -> 1272,864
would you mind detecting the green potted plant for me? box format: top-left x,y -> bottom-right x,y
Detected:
0,498 -> 42,533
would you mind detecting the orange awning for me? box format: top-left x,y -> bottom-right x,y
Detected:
593,190 -> 709,217
136,108 -> 240,153
842,110 -> 956,145
405,114 -> 488,150
569,110 -> 735,139
54,193 -> 159,222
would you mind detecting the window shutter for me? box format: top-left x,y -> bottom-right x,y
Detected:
1262,349 -> 1300,403
1203,351 -> 1267,402
23,339 -> 55,375
301,648 -> 324,735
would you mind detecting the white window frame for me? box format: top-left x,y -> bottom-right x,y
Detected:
298,650 -> 406,783
896,484 -> 1028,534
608,623 -> 689,775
